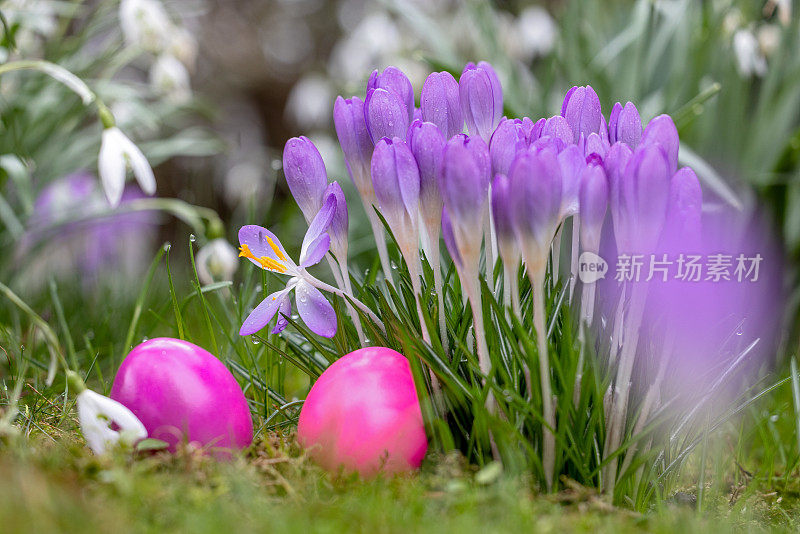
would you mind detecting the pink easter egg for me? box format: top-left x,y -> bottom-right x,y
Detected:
297,346 -> 428,476
110,337 -> 253,455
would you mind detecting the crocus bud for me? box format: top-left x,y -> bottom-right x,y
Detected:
557,144 -> 584,219
283,136 -> 328,223
447,134 -> 491,190
604,141 -> 633,195
530,117 -> 546,140
612,144 -> 671,254
371,137 -> 420,249
561,85 -> 602,144
421,71 -> 463,139
459,61 -> 503,142
579,156 -> 609,252
324,181 -> 349,261
365,88 -> 410,144
509,148 -> 562,261
608,102 -> 642,149
334,96 -> 373,198
407,120 -> 445,228
641,114 -> 679,174
584,132 -> 609,158
491,173 -> 518,265
441,208 -> 461,267
368,66 -> 415,124
664,167 -> 702,248
490,118 -> 531,176
541,115 -> 574,149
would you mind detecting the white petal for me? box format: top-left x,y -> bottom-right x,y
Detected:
98,128 -> 126,207
77,390 -> 147,455
118,130 -> 156,195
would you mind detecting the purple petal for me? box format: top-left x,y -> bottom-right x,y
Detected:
490,118 -> 530,177
509,149 -> 563,242
441,208 -> 461,267
561,85 -> 602,144
420,71 -> 463,139
439,140 -> 487,224
459,62 -> 503,142
240,288 -> 291,336
238,225 -> 289,268
323,181 -> 348,259
370,137 -> 420,221
368,66 -> 415,123
283,137 -> 328,222
609,101 -> 642,149
641,114 -> 679,174
272,294 -> 293,334
584,132 -> 608,158
365,88 -> 410,144
300,193 -> 336,265
542,115 -> 574,148
300,234 -> 330,268
295,280 -> 337,338
491,173 -> 514,242
618,143 -> 671,251
557,144 -> 584,218
664,166 -> 703,245
407,120 -> 445,221
579,159 -> 609,232
334,96 -> 373,186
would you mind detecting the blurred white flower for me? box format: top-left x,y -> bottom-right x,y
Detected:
516,6 -> 558,60
77,388 -> 147,455
329,12 -> 401,82
757,24 -> 782,58
150,54 -> 192,104
119,0 -> 173,53
168,26 -> 199,71
733,29 -> 768,78
98,126 -> 156,207
285,74 -> 334,130
765,0 -> 792,27
196,238 -> 239,284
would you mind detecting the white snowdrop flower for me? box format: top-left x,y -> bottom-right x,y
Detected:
69,372 -> 147,455
516,6 -> 558,60
149,54 -> 192,104
196,238 -> 239,285
285,74 -> 334,130
168,26 -> 199,71
119,0 -> 173,53
757,24 -> 782,58
733,29 -> 768,78
98,126 -> 156,207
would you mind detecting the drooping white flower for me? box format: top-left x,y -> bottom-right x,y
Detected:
119,0 -> 173,53
733,29 -> 768,78
75,386 -> 147,455
149,54 -> 192,104
98,127 -> 156,207
196,238 -> 239,285
168,27 -> 199,71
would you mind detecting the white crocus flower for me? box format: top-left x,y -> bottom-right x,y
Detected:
69,371 -> 147,455
98,126 -> 156,207
196,238 -> 239,285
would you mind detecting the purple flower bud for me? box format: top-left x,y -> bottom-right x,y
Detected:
641,114 -> 679,174
421,71 -> 463,139
490,118 -> 531,176
365,88 -> 411,144
557,144 -> 584,219
584,132 -> 609,159
324,181 -> 349,261
664,166 -> 702,246
530,117 -> 546,141
509,148 -> 562,250
561,85 -> 602,144
459,61 -> 503,142
608,102 -> 642,149
491,173 -> 519,266
441,207 -> 461,267
334,96 -> 373,196
446,134 -> 491,190
413,107 -> 423,122
612,143 -> 671,253
370,137 -> 420,232
407,120 -> 446,226
283,136 -> 328,222
579,157 -> 609,251
604,141 -> 633,194
440,137 -> 489,225
368,66 -> 415,124
542,115 -> 574,149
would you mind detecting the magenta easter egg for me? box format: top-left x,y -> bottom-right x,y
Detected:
110,338 -> 253,454
297,346 -> 428,476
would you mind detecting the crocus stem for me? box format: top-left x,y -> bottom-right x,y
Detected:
551,225 -> 563,284
366,209 -> 394,288
603,283 -> 648,494
569,217 -> 580,300
428,237 -> 450,355
308,276 -> 385,333
531,264 -> 555,491
329,255 -> 367,346
484,200 -> 496,293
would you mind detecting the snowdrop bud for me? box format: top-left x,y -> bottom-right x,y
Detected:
561,85 -> 602,144
509,149 -> 562,254
149,54 -> 191,104
371,137 -> 420,242
119,0 -> 173,53
490,118 -> 531,176
365,88 -> 410,144
324,181 -> 349,261
641,114 -> 679,175
608,102 -> 642,149
459,61 -> 503,143
733,29 -> 768,77
283,136 -> 328,223
196,238 -> 239,285
407,120 -> 445,227
420,71 -> 463,139
334,96 -> 373,197
558,144 -> 584,219
368,66 -> 415,124
579,156 -> 609,252
98,127 -> 156,208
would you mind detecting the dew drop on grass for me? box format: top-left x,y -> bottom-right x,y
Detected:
251,339 -> 260,346
770,414 -> 779,422
189,234 -> 196,243
391,261 -> 398,270
163,243 -> 171,252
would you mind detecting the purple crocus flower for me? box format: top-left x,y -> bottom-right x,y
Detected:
370,137 -> 420,252
490,117 -> 533,177
420,71 -> 463,139
509,147 -> 563,256
578,155 -> 609,252
557,144 -> 584,220
459,61 -> 503,143
407,120 -> 445,229
334,96 -> 374,199
584,132 -> 609,158
238,194 -> 338,337
446,134 -> 492,190
608,102 -> 642,149
561,85 -> 602,144
541,115 -> 574,151
365,88 -> 411,144
440,207 -> 460,267
283,136 -> 328,223
324,181 -> 349,262
641,114 -> 679,175
368,66 -> 415,124
663,166 -> 703,249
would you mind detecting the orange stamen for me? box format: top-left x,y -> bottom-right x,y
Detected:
238,243 -> 287,273
266,236 -> 287,261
